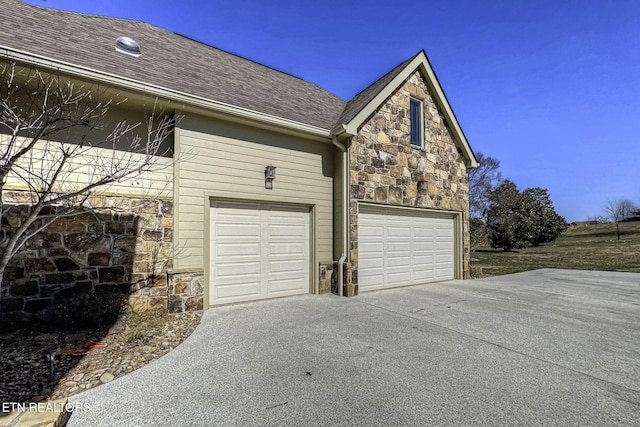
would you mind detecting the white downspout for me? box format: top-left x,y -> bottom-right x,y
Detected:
331,136 -> 348,297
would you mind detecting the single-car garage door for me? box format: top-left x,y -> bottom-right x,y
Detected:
358,205 -> 455,291
209,200 -> 310,305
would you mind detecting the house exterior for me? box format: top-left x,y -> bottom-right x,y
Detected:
0,0 -> 477,322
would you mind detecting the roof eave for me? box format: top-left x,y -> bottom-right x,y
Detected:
1,46 -> 332,142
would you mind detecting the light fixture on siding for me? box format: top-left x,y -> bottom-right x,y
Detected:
265,165 -> 277,189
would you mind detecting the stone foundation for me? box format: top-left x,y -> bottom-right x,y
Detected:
318,262 -> 333,294
327,261 -> 357,296
166,270 -> 204,313
0,191 -> 178,324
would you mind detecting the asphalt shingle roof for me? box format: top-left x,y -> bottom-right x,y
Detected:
0,0 -> 348,129
1,0 -> 429,134
337,54 -> 418,126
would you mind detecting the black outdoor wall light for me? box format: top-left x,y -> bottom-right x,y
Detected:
265,165 -> 277,189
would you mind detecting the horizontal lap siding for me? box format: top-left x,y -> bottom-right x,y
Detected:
175,115 -> 334,270
4,140 -> 173,198
2,105 -> 174,198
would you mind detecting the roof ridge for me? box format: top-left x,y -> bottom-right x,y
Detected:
174,32 -> 306,82
172,32 -> 346,102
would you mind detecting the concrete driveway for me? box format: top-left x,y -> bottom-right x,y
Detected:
68,269 -> 640,426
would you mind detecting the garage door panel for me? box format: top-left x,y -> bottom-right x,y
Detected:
215,243 -> 260,257
436,250 -> 453,261
387,241 -> 410,251
268,224 -> 306,238
268,277 -> 308,294
413,271 -> 434,282
435,228 -> 452,238
216,261 -> 261,277
359,257 -> 385,269
268,242 -> 306,256
358,256 -> 384,266
413,227 -> 433,237
359,267 -> 384,284
436,262 -> 453,271
215,282 -> 261,299
212,274 -> 261,287
359,225 -> 384,238
387,256 -> 411,267
215,223 -> 261,238
358,206 -> 455,291
359,241 -> 384,254
435,270 -> 452,280
435,233 -> 453,242
413,241 -> 434,251
387,226 -> 411,237
387,270 -> 412,284
269,258 -> 306,274
413,255 -> 435,265
210,201 -> 310,305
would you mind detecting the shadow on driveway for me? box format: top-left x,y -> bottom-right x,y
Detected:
68,269 -> 640,426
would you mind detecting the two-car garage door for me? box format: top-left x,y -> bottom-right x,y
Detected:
358,205 -> 455,291
209,201 -> 310,306
209,201 -> 455,304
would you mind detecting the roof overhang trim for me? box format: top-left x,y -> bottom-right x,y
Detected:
333,51 -> 478,168
0,46 -> 332,141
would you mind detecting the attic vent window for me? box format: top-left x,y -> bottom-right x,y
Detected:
115,36 -> 141,57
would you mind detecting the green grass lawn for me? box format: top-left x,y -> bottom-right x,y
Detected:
472,222 -> 640,277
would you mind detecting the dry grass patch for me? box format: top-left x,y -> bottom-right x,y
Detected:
472,222 -> 640,277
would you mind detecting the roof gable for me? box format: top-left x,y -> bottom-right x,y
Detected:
333,51 -> 477,168
337,54 -> 417,126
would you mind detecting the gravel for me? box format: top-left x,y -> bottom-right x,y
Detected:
0,310 -> 201,403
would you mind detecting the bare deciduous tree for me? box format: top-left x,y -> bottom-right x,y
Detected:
603,198 -> 637,240
468,152 -> 503,219
0,62 -> 178,291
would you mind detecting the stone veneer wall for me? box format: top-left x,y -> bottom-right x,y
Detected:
165,270 -> 204,313
318,262 -> 334,294
0,190 -> 201,323
347,71 -> 471,294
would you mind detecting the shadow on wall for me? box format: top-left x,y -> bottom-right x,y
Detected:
0,205 -> 139,326
0,198 -> 175,404
0,194 -> 175,326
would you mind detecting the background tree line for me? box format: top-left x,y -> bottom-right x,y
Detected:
470,153 -> 639,250
469,153 -> 567,251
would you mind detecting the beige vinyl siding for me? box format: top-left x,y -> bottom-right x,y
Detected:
175,114 -> 334,272
2,105 -> 173,198
3,141 -> 173,199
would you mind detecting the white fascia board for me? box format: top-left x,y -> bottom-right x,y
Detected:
416,58 -> 478,168
340,51 -> 478,168
330,123 -> 356,139
1,47 -> 332,141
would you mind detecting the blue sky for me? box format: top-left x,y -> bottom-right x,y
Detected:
24,0 -> 640,221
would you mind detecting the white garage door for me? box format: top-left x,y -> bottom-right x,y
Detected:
210,201 -> 310,305
358,206 -> 455,291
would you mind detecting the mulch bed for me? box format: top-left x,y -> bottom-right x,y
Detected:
0,310 -> 201,404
